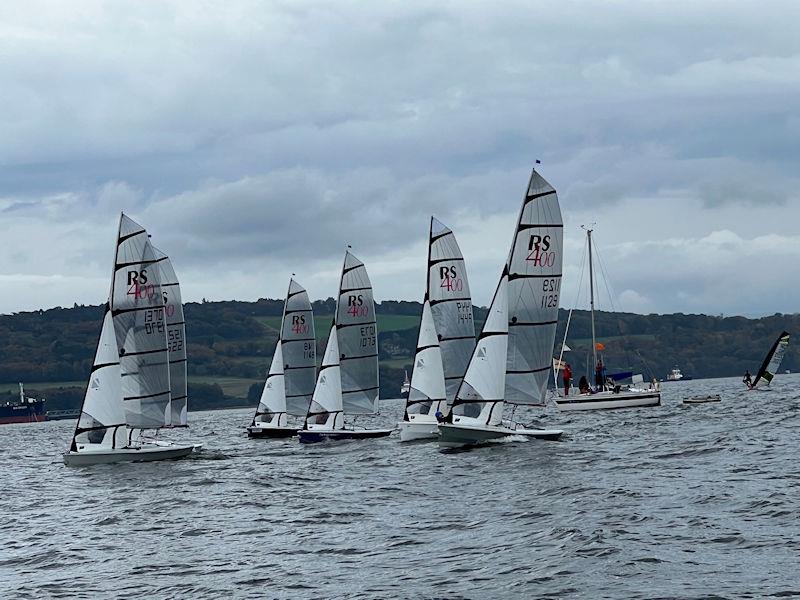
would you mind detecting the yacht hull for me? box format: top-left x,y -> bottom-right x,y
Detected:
63,443 -> 198,466
555,390 -> 661,411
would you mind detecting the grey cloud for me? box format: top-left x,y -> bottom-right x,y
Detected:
1,1 -> 800,315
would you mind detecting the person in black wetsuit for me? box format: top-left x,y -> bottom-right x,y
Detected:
743,370 -> 752,388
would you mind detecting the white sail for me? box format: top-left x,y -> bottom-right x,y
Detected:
281,279 -> 317,416
451,270 -> 509,427
405,299 -> 447,417
153,247 -> 188,427
111,214 -> 172,429
71,307 -> 128,450
336,251 -> 379,414
506,168 -> 563,406
753,331 -> 790,388
254,342 -> 287,424
427,217 -> 476,404
304,324 -> 344,429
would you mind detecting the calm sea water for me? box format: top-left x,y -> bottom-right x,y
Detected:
1,375 -> 798,599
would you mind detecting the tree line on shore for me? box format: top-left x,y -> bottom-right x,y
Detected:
1,299 -> 795,411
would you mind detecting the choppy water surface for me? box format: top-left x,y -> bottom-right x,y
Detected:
1,375 -> 798,599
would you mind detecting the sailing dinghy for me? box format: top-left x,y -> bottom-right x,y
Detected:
439,268 -> 563,447
747,331 -> 789,389
553,227 -> 661,411
399,217 -> 476,442
439,168 -> 565,448
248,279 -> 316,437
64,214 -> 199,466
298,251 -> 393,443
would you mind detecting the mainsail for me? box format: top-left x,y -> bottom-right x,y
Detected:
752,331 -> 790,388
450,269 -> 509,426
281,279 -> 317,416
153,247 -> 188,427
404,298 -> 446,418
427,217 -> 476,404
506,168 -> 563,406
111,214 -> 172,429
71,307 -> 127,450
336,251 -> 379,414
304,324 -> 344,429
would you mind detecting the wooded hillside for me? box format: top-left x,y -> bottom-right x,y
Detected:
1,299 -> 795,411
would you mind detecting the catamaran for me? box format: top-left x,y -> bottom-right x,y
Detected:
247,279 -> 316,437
553,226 -> 661,411
298,251 -> 393,443
746,331 -> 789,390
438,167 -> 565,447
399,217 -> 476,442
64,214 -> 199,466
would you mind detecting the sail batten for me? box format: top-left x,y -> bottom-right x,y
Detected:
427,217 -> 476,405
505,168 -> 564,406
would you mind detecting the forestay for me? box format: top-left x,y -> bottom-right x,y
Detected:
281,279 -> 317,416
451,270 -> 509,426
405,299 -> 447,417
753,331 -> 790,388
112,214 -> 172,429
506,168 -> 563,406
427,217 -> 476,404
71,307 -> 127,450
336,251 -> 379,414
153,247 -> 188,427
305,325 -> 344,428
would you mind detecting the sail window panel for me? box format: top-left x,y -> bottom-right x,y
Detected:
451,381 -> 485,419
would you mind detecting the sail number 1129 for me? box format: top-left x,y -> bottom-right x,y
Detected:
541,278 -> 560,309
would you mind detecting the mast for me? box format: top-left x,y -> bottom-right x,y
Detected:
587,227 -> 597,372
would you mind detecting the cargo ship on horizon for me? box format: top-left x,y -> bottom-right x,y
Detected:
0,383 -> 46,425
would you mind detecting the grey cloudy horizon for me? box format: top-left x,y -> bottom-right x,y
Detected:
1,1 -> 799,318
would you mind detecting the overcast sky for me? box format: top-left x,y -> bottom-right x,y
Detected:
1,1 -> 798,317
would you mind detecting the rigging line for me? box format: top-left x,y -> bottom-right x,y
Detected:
556,234 -> 588,380
592,233 -> 650,378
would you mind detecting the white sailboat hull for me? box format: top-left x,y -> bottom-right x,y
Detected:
438,422 -> 563,448
555,390 -> 661,411
63,443 -> 198,466
398,415 -> 440,442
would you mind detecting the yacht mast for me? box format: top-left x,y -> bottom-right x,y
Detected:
587,227 -> 597,371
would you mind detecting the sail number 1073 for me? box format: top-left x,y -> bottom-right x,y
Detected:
541,278 -> 560,309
